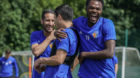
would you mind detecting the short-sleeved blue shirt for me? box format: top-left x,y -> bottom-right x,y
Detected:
44,28 -> 78,78
0,56 -> 19,77
73,16 -> 116,78
30,30 -> 53,78
114,56 -> 118,64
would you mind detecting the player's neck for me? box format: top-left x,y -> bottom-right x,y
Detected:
63,21 -> 72,28
88,18 -> 100,27
43,31 -> 51,37
5,56 -> 10,59
88,21 -> 96,27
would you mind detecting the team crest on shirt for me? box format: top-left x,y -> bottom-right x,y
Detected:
92,31 -> 98,38
9,61 -> 12,64
49,43 -> 53,48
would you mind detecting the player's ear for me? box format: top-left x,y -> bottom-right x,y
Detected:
41,19 -> 43,24
58,14 -> 63,20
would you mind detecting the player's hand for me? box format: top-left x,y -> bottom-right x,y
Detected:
34,59 -> 42,73
78,56 -> 84,64
48,30 -> 56,41
54,28 -> 67,40
39,64 -> 46,72
78,52 -> 85,64
71,56 -> 79,72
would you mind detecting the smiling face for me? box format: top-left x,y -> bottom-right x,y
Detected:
86,0 -> 102,26
41,13 -> 55,33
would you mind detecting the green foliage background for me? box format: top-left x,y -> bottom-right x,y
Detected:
0,0 -> 140,56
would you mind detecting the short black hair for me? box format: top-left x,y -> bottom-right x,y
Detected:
5,50 -> 11,54
42,9 -> 55,19
86,0 -> 104,7
55,4 -> 73,21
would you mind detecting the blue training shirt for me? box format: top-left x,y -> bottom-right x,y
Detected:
30,30 -> 53,78
0,56 -> 19,77
114,56 -> 118,78
44,28 -> 78,78
114,56 -> 118,64
73,16 -> 116,78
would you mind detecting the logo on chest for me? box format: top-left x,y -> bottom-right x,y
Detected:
49,43 -> 53,49
9,61 -> 12,64
2,60 -> 12,65
92,31 -> 98,38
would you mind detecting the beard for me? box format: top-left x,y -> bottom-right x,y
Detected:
42,25 -> 53,33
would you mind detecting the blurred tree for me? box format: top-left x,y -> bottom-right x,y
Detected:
0,0 -> 62,56
0,0 -> 38,55
0,0 -> 140,56
103,0 -> 140,50
63,0 -> 86,18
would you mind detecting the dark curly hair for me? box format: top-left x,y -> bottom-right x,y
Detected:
86,0 -> 104,7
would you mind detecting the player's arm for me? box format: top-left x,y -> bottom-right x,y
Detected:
115,63 -> 118,74
36,49 -> 67,66
34,35 -> 69,69
80,40 -> 115,59
54,28 -> 67,39
34,49 -> 67,73
13,59 -> 19,77
71,56 -> 79,72
80,20 -> 116,60
31,31 -> 55,57
31,37 -> 53,57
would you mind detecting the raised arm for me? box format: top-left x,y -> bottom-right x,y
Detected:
31,37 -> 53,57
31,31 -> 55,57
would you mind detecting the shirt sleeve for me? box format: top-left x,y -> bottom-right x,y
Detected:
13,59 -> 19,77
56,36 -> 70,53
0,58 -> 2,65
114,56 -> 118,64
73,16 -> 84,29
102,19 -> 116,42
30,32 -> 38,46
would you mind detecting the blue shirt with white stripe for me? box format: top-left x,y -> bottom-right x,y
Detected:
0,56 -> 19,77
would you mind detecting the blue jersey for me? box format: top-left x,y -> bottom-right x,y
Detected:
44,28 -> 78,78
73,16 -> 116,78
30,30 -> 53,78
114,56 -> 118,64
113,56 -> 118,78
0,56 -> 19,77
